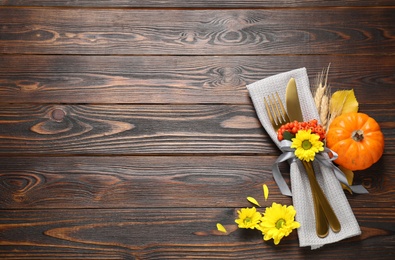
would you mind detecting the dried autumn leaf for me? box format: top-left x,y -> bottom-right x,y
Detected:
216,223 -> 227,233
330,89 -> 359,115
247,196 -> 261,207
263,184 -> 269,201
339,165 -> 354,194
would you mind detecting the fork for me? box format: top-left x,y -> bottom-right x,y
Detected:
264,92 -> 333,238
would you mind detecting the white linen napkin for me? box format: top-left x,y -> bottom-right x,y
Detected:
247,68 -> 361,249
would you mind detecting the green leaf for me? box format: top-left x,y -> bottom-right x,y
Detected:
283,131 -> 295,141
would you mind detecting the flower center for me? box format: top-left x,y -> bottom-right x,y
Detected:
244,217 -> 251,224
302,140 -> 312,150
275,218 -> 285,229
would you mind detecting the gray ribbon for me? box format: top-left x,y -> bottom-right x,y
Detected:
273,140 -> 369,197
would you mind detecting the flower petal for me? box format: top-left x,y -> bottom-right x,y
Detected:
263,184 -> 269,201
216,223 -> 227,233
247,196 -> 261,207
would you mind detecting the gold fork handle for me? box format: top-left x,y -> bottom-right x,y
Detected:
313,189 -> 329,237
304,161 -> 329,237
302,160 -> 341,233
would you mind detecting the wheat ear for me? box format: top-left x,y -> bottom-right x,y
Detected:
313,64 -> 331,129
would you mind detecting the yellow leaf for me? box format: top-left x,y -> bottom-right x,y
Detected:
339,165 -> 354,194
247,196 -> 261,207
216,223 -> 227,233
330,89 -> 359,115
263,184 -> 269,201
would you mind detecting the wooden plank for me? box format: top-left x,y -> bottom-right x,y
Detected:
0,207 -> 393,259
0,104 -> 269,155
1,0 -> 394,8
0,104 -> 393,155
0,156 -> 392,209
0,156 -> 291,209
1,55 -> 394,104
1,8 -> 394,55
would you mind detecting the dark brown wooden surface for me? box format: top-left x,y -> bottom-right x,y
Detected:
1,0 -> 395,7
0,1 -> 394,259
1,8 -> 394,55
1,55 -> 394,104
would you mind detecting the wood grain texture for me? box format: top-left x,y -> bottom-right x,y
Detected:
0,104 -> 393,155
1,0 -> 395,8
0,156 -> 392,209
0,156 -> 291,209
1,55 -> 394,104
0,208 -> 393,259
1,8 -> 394,55
0,104 -> 269,155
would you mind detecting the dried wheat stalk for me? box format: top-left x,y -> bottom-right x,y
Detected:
313,64 -> 331,129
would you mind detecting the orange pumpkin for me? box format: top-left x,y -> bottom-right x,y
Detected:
326,112 -> 384,171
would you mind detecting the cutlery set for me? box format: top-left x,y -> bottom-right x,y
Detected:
264,78 -> 341,238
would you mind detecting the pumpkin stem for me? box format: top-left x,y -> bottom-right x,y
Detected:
352,130 -> 364,142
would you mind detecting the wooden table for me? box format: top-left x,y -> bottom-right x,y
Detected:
0,1 -> 394,259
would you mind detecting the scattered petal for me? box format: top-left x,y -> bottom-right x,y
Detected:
216,223 -> 227,233
263,184 -> 269,201
247,196 -> 261,207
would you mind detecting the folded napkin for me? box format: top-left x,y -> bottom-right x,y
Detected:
247,68 -> 361,249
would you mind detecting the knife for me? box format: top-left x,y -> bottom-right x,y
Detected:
285,78 -> 327,237
285,78 -> 340,237
285,78 -> 304,122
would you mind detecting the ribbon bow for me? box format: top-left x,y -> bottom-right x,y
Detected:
272,140 -> 369,197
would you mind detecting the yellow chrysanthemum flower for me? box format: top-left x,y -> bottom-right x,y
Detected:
235,207 -> 262,229
258,202 -> 300,245
291,129 -> 324,162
